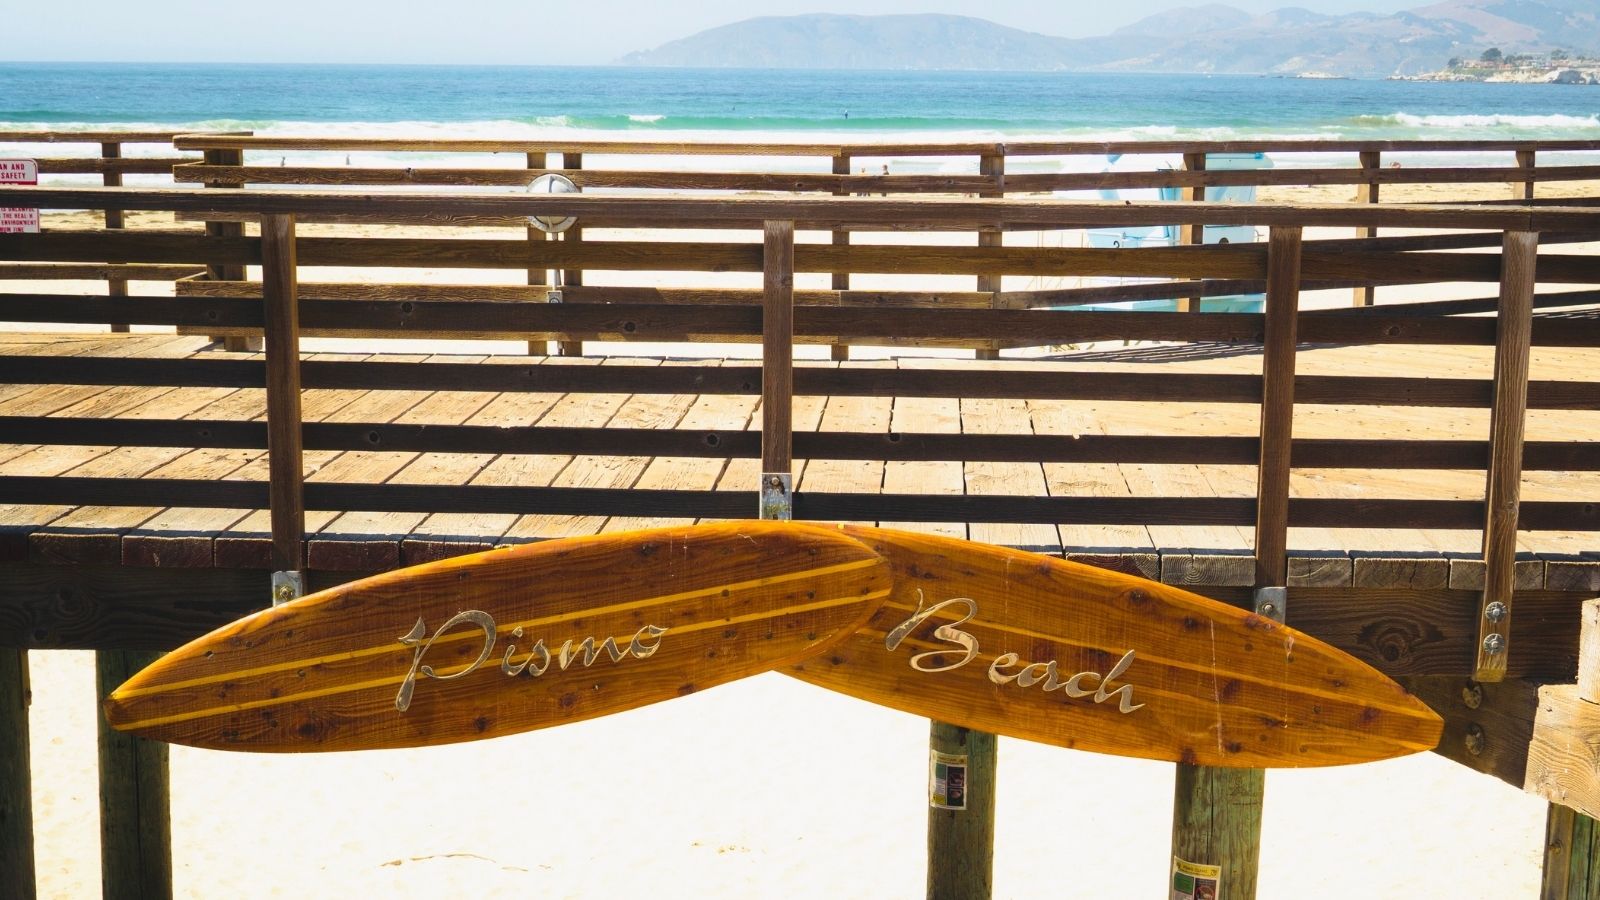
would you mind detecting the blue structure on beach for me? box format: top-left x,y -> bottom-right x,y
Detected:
1076,152 -> 1272,313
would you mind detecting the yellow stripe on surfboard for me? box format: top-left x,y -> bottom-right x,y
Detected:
114,557 -> 884,701
113,588 -> 891,733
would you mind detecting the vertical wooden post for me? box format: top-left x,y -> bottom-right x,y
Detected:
1543,804 -> 1600,900
762,220 -> 795,475
1354,150 -> 1381,307
1178,152 -> 1207,313
974,152 -> 1005,360
1171,767 -> 1266,900
96,650 -> 171,900
0,649 -> 35,900
926,722 -> 996,900
1475,230 -> 1537,682
1517,149 -> 1537,202
262,214 -> 304,573
102,141 -> 129,333
526,151 -> 550,356
830,154 -> 852,362
557,151 -> 585,357
1254,226 -> 1302,582
203,147 -> 258,352
1169,227 -> 1296,900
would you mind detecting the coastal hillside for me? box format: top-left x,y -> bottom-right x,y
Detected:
619,1 -> 1600,77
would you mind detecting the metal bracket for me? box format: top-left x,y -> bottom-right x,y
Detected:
759,472 -> 792,521
271,570 -> 305,607
545,289 -> 563,304
1253,586 -> 1286,623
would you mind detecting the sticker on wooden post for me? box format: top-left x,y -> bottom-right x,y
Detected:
929,750 -> 967,809
1172,857 -> 1221,900
0,159 -> 39,233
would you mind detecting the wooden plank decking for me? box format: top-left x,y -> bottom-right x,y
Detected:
1,331 -> 1597,590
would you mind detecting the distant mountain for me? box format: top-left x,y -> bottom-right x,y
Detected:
618,1 -> 1600,77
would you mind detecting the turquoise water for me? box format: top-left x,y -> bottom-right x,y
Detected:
3,62 -> 1598,139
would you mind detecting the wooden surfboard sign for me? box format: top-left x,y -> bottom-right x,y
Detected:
788,526 -> 1443,769
102,521 -> 892,752
106,521 -> 1440,767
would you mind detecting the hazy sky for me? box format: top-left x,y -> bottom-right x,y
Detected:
12,0 -> 1421,65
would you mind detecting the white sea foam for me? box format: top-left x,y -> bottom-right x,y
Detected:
1358,112 -> 1600,130
627,114 -> 665,124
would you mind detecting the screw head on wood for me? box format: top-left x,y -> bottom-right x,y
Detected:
1461,680 -> 1483,710
1484,601 -> 1508,623
1482,633 -> 1506,655
1465,724 -> 1486,757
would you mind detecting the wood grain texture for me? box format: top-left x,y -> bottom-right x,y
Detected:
1255,226 -> 1302,588
1171,764 -> 1264,900
96,649 -> 170,900
789,527 -> 1442,768
261,214 -> 304,571
926,721 -> 996,900
1543,804 -> 1600,900
0,649 -> 34,900
1477,230 -> 1539,681
104,522 -> 890,751
763,220 -> 795,474
1526,684 -> 1600,820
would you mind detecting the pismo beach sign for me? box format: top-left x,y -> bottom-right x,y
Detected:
105,522 -> 1441,768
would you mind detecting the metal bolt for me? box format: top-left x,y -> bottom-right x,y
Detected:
1485,601 -> 1508,623
1461,680 -> 1483,710
767,475 -> 784,489
1482,633 -> 1506,655
273,583 -> 297,605
1259,602 -> 1278,619
1465,724 -> 1486,757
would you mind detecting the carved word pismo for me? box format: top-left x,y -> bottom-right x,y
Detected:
884,591 -> 1144,714
395,610 -> 669,712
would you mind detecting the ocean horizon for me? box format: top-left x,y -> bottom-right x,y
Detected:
4,62 -> 1598,181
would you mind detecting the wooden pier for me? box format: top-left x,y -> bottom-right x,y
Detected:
3,133 -> 1600,898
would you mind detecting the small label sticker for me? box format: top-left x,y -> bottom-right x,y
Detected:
1171,857 -> 1221,900
928,750 -> 967,810
0,159 -> 39,234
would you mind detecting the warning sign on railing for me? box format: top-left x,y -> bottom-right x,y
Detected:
1,159 -> 40,234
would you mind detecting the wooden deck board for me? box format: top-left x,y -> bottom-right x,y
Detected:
1,333 -> 1597,588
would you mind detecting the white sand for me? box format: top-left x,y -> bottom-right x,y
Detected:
28,649 -> 1547,898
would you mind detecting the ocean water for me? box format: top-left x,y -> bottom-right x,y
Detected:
3,62 -> 1598,179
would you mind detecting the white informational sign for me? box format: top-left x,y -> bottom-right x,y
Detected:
0,158 -> 40,233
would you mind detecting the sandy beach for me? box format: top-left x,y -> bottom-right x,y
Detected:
15,173 -> 1600,898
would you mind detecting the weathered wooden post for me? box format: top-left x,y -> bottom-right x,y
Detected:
96,650 -> 171,900
527,150 -> 550,356
830,153 -> 852,362
1178,152 -> 1206,313
1517,149 -> 1537,202
0,648 -> 35,900
1474,231 -> 1537,683
974,151 -> 1005,360
1542,805 -> 1600,900
1354,149 -> 1381,307
262,213 -> 305,581
102,140 -> 129,332
557,151 -> 585,358
926,723 -> 996,900
1170,225 -> 1300,900
202,146 -> 258,352
761,219 -> 795,494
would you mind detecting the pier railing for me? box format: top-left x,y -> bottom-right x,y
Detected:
3,183 -> 1600,898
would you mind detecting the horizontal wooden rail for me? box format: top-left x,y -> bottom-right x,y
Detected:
0,264 -> 206,281
5,415 -> 1600,471
5,354 -> 1599,408
10,292 -> 1600,348
6,186 -> 1599,231
169,163 -> 1600,193
0,132 -> 198,144
36,158 -> 192,176
0,475 -> 1593,531
169,133 -> 1600,156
